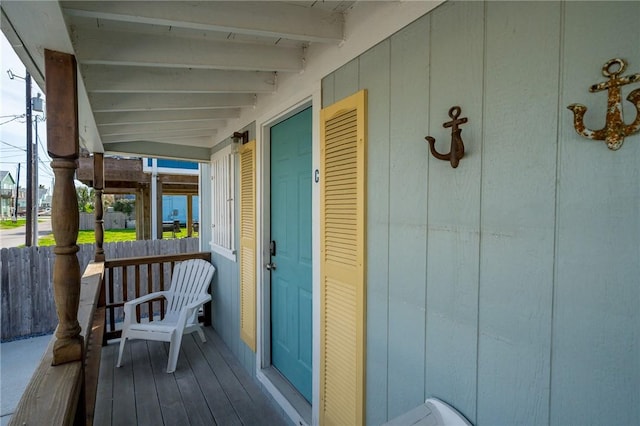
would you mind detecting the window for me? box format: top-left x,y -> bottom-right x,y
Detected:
210,146 -> 235,260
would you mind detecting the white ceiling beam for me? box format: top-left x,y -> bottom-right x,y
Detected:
95,109 -> 241,126
62,1 -> 344,43
89,93 -> 256,112
71,28 -> 303,72
81,65 -> 276,93
103,141 -> 212,161
103,135 -> 213,144
101,127 -> 217,140
98,120 -> 224,136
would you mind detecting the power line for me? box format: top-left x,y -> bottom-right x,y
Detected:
0,116 -> 24,126
36,132 -> 52,162
0,140 -> 26,151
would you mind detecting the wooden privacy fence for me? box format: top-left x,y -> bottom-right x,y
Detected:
79,211 -> 129,230
0,238 -> 199,341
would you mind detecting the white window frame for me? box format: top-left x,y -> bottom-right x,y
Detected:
209,145 -> 236,261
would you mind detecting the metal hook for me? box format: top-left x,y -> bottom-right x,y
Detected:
425,106 -> 468,168
567,58 -> 640,150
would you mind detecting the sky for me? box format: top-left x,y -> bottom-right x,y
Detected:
1,34 -> 54,191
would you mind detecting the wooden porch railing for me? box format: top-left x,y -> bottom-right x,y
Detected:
103,251 -> 212,342
9,251 -> 212,426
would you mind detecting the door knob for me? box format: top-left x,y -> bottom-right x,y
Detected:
265,262 -> 277,271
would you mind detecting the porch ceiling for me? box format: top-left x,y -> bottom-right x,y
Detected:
1,1 -> 354,161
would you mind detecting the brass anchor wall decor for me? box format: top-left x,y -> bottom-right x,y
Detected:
567,58 -> 640,150
426,106 -> 467,168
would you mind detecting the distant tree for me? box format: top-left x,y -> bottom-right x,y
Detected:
103,194 -> 115,210
113,198 -> 135,218
76,185 -> 95,213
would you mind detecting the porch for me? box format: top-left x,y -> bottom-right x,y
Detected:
96,327 -> 287,426
8,251 -> 289,426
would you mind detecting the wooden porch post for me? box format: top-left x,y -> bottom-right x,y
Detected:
142,185 -> 151,240
94,153 -> 105,261
135,187 -> 143,240
156,178 -> 163,239
45,49 -> 83,364
187,194 -> 193,237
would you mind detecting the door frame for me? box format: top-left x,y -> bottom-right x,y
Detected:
255,88 -> 321,426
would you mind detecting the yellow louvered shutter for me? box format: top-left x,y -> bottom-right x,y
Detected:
239,140 -> 256,352
320,90 -> 367,426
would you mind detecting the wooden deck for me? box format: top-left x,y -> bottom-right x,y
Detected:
95,327 -> 289,426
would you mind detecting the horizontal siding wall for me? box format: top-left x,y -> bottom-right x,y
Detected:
322,1 -> 639,425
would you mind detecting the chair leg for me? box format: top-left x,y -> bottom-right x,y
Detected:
116,334 -> 128,368
166,331 -> 184,373
196,325 -> 206,343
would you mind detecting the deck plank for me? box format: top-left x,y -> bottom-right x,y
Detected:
111,341 -> 137,425
206,328 -> 287,425
195,329 -> 266,425
181,335 -> 243,426
93,339 -> 114,425
173,341 -> 216,426
147,340 -> 191,425
130,340 -> 164,425
96,327 -> 286,426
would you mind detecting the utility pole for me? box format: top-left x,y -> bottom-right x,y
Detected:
7,68 -> 44,244
33,115 -> 39,244
25,68 -> 33,247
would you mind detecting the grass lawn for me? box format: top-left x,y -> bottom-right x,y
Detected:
37,227 -> 198,246
0,219 -> 26,229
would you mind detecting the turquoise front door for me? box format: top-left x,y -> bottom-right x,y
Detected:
270,107 -> 313,402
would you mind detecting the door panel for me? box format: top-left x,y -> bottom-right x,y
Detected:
270,107 -> 312,402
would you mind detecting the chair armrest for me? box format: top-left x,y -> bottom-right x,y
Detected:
185,294 -> 212,312
176,294 -> 212,329
123,291 -> 169,326
124,291 -> 169,308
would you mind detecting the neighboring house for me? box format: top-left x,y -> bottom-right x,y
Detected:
142,158 -> 200,226
37,186 -> 48,209
2,2 -> 638,425
162,195 -> 199,225
0,171 -> 15,219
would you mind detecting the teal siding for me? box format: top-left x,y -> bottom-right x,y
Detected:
387,15 -> 429,420
322,1 -> 639,425
553,2 -> 640,425
359,40 -> 391,426
425,2 -> 482,423
478,2 -> 560,424
333,59 -> 359,102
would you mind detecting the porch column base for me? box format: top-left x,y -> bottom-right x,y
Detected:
52,335 -> 84,365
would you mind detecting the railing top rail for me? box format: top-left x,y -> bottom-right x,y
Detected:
104,251 -> 211,268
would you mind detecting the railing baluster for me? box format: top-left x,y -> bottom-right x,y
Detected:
160,263 -> 166,320
135,265 -> 141,323
122,266 -> 128,326
147,263 -> 153,322
108,267 -> 115,334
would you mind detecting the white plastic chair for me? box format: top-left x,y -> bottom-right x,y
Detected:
116,258 -> 216,373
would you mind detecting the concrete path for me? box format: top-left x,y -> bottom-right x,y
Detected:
0,334 -> 52,425
0,217 -> 52,249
